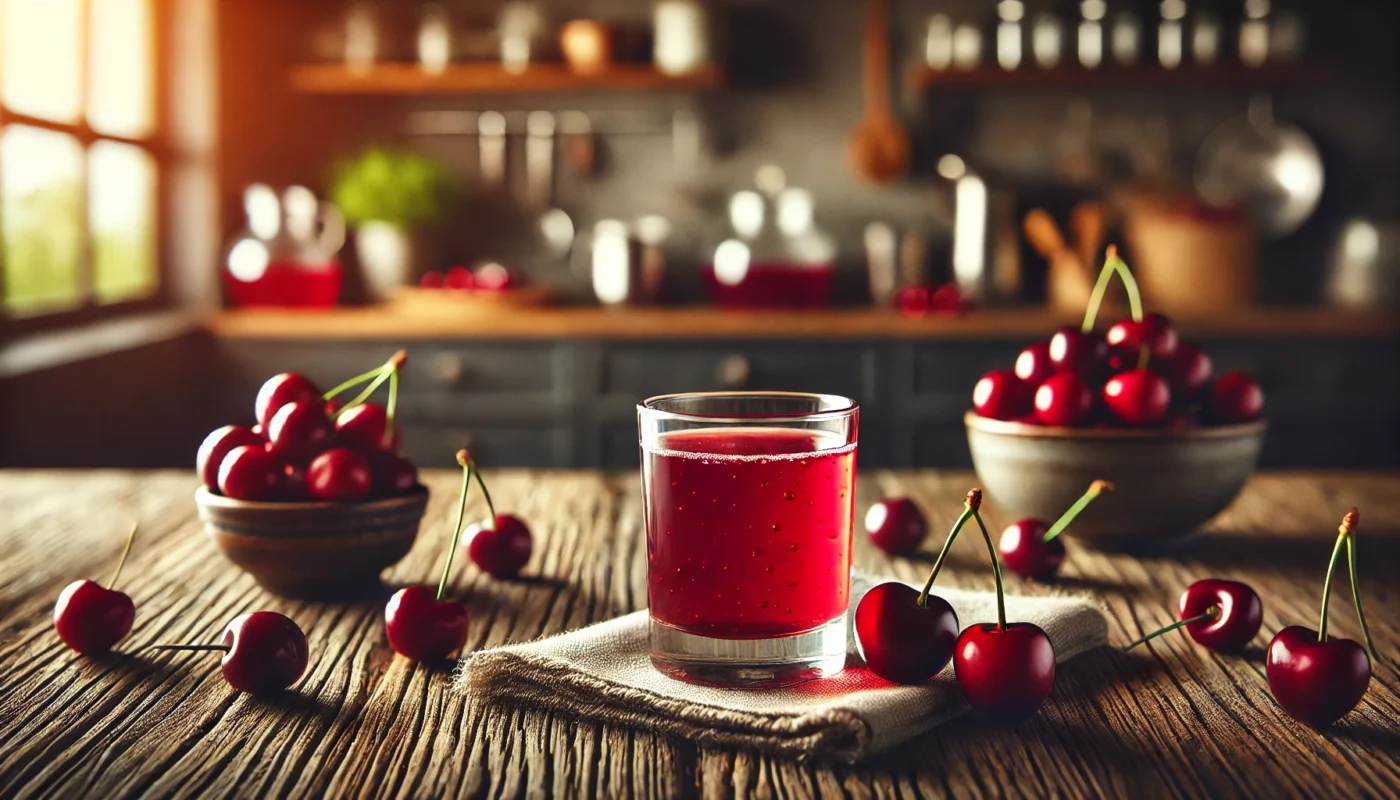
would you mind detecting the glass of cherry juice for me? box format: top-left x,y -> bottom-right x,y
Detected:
639,392 -> 858,687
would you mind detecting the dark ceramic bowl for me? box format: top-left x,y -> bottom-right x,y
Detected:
195,486 -> 429,598
965,411 -> 1266,550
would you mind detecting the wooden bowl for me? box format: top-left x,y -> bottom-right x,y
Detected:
965,412 -> 1266,550
195,487 -> 430,598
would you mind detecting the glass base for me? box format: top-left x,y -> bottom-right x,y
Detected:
648,615 -> 848,688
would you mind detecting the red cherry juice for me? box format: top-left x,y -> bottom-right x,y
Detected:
644,427 -> 856,639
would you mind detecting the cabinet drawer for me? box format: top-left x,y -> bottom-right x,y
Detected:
400,344 -> 561,395
603,344 -> 876,403
399,424 -> 569,468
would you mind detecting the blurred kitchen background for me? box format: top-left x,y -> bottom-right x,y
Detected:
1,0 -> 1397,470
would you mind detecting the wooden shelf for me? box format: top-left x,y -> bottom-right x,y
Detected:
289,62 -> 723,95
910,62 -> 1329,91
205,306 -> 1400,342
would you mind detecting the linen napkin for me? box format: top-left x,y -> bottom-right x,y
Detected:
456,573 -> 1107,762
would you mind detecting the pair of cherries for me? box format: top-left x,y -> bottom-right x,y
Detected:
856,489 -> 1055,720
973,247 -> 1264,429
1124,509 -> 1377,728
384,450 -> 536,662
54,523 -> 308,693
197,351 -> 419,503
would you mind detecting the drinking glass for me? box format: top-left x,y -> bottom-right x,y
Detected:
639,392 -> 858,687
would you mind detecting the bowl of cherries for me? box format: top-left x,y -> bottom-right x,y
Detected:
194,350 -> 428,598
966,248 -> 1266,549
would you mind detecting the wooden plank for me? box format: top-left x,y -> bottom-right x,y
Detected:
203,307 -> 1400,343
288,62 -> 723,95
0,469 -> 1397,798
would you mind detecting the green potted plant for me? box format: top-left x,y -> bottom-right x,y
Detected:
330,146 -> 457,300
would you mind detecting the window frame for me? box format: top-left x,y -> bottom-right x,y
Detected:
0,0 -> 171,339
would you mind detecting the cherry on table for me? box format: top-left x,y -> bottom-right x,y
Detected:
218,444 -> 284,501
467,513 -> 534,578
384,449 -> 484,662
998,480 -> 1112,581
255,372 -> 320,429
973,370 -> 1033,421
54,522 -> 139,655
267,400 -> 334,462
865,498 -> 928,555
1123,578 -> 1263,653
1207,371 -> 1264,424
307,447 -> 373,501
152,611 -> 309,694
1034,372 -> 1094,427
196,425 -> 263,491
336,403 -> 401,455
1267,509 -> 1377,727
1103,370 -> 1171,426
1014,342 -> 1055,385
444,265 -> 475,290
1048,327 -> 1107,378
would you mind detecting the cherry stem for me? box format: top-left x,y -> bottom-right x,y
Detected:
1042,480 -> 1114,543
1316,530 -> 1347,643
1342,511 -> 1379,662
471,463 -> 499,534
107,521 -> 138,590
436,451 -> 474,602
1109,253 -> 1145,324
148,644 -> 230,654
1080,247 -> 1122,334
1122,606 -> 1220,652
383,369 -> 400,449
919,507 -> 975,608
336,351 -> 406,420
969,510 -> 1008,630
322,368 -> 383,401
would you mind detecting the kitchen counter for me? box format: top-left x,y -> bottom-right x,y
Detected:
2,469 -> 1397,798
206,305 -> 1400,341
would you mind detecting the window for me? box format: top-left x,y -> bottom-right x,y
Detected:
0,0 -> 163,333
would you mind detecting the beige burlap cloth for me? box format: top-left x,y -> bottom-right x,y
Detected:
457,573 -> 1106,761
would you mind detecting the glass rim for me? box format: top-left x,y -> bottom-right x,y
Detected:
638,391 -> 859,424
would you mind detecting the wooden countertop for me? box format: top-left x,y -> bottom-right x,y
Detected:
2,469 -> 1397,797
205,306 -> 1400,341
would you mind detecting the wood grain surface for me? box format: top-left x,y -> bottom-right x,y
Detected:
1,469 -> 1397,799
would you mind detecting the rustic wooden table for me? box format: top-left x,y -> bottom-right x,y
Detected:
1,470 -> 1397,798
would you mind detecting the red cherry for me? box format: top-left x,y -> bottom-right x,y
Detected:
1157,340 -> 1213,401
864,498 -> 928,555
307,448 -> 373,501
335,403 -> 401,455
1267,627 -> 1371,727
385,585 -> 470,661
1178,579 -> 1263,651
1014,342 -> 1054,385
1207,371 -> 1264,424
466,514 -> 534,578
54,580 -> 135,655
324,398 -> 344,418
374,454 -> 420,497
444,265 -> 475,290
1048,327 -> 1107,377
282,462 -> 309,500
220,611 -> 309,693
854,582 -> 959,684
473,263 -> 515,292
250,424 -> 265,438
196,425 -> 263,491
997,520 -> 1064,581
895,286 -> 931,317
254,372 -> 320,429
928,283 -> 968,316
973,370 -> 1034,421
954,622 -> 1056,719
1034,372 -> 1094,427
267,401 -> 334,462
218,444 -> 283,501
1105,312 -> 1179,367
419,270 -> 445,288
1103,371 -> 1171,426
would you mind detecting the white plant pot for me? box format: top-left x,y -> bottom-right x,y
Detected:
355,222 -> 415,301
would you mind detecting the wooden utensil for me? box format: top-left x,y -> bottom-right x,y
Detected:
1024,207 -> 1111,315
849,0 -> 909,184
1070,202 -> 1106,269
